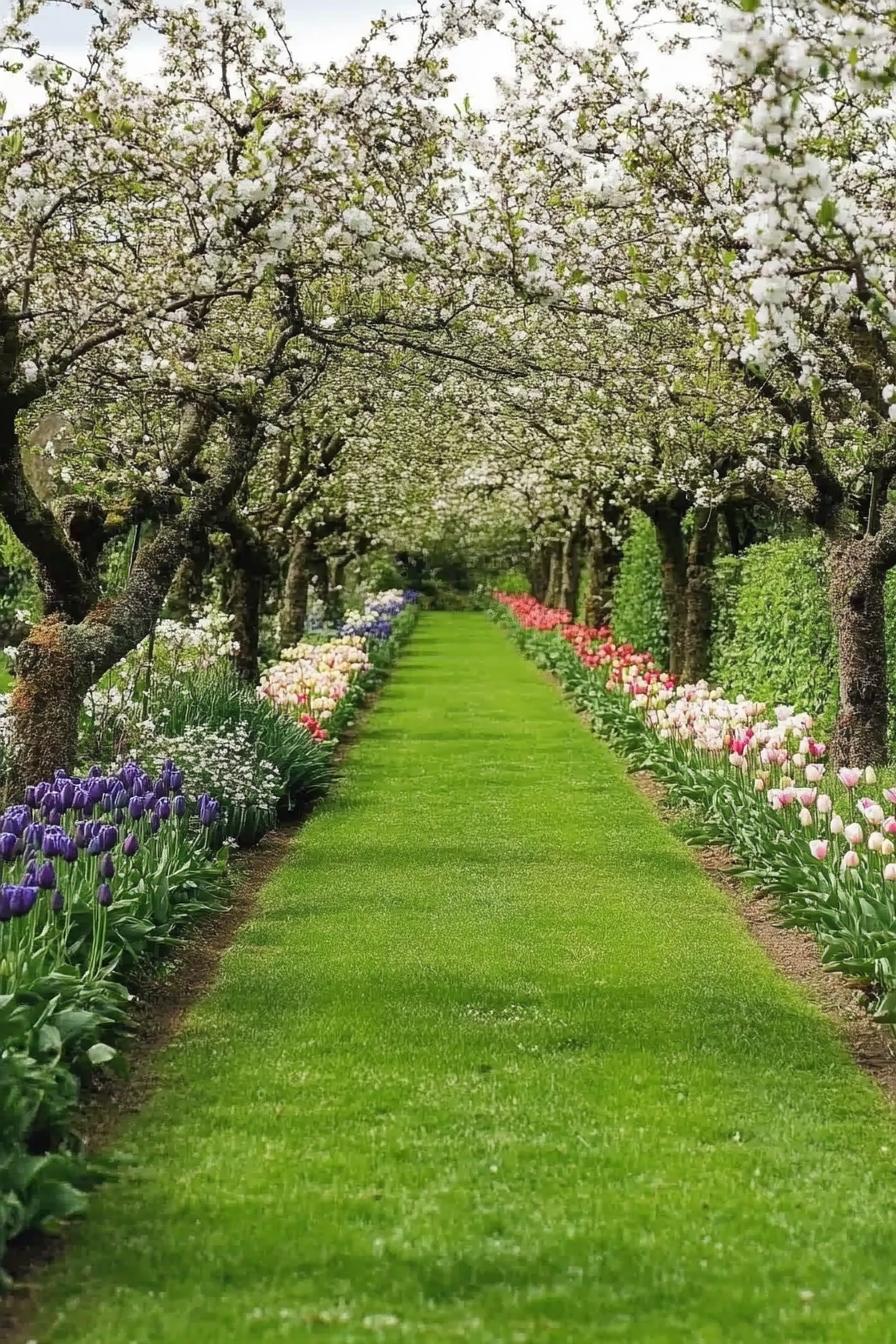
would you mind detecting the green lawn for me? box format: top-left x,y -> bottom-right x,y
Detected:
19,612 -> 896,1342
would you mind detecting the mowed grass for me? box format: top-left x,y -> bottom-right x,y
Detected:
19,612 -> 896,1343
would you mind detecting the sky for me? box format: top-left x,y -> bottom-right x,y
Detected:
2,0 -> 703,114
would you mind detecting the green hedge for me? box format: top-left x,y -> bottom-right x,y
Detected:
709,538 -> 839,728
611,513 -> 668,662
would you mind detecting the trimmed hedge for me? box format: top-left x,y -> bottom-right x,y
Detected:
611,513 -> 668,663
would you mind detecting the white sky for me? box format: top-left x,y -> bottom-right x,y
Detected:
2,0 -> 704,114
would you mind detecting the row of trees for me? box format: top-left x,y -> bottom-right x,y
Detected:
3,0 -> 896,773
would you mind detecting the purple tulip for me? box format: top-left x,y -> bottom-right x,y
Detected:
99,854 -> 115,880
173,794 -> 187,818
87,836 -> 102,856
101,824 -> 118,851
61,781 -> 75,810
128,797 -> 145,821
156,798 -> 171,821
122,833 -> 140,858
51,888 -> 64,913
36,861 -> 56,890
61,836 -> 78,864
0,833 -> 17,862
96,882 -> 113,907
149,813 -> 161,835
0,890 -> 10,922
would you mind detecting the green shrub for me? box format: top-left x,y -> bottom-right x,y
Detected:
492,567 -> 529,595
612,513 -> 668,662
709,537 -> 839,731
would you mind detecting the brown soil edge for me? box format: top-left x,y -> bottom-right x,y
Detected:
0,652 -> 404,1335
628,766 -> 896,1102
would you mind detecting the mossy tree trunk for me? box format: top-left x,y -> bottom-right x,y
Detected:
528,545 -> 551,603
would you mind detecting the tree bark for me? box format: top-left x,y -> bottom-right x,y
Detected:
584,528 -> 622,629
828,535 -> 889,765
649,504 -> 688,677
681,509 -> 718,683
559,530 -> 584,616
545,542 -> 563,608
166,545 -> 209,620
224,518 -> 269,684
528,545 -> 550,602
7,402 -> 263,785
280,535 -> 310,648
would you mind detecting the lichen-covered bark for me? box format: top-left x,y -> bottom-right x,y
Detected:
224,516 -> 270,683
544,542 -> 563,608
828,536 -> 889,765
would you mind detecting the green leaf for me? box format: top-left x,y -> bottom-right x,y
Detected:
87,1042 -> 117,1066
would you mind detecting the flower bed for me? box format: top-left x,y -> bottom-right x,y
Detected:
494,592 -> 896,1026
0,760 -> 224,1272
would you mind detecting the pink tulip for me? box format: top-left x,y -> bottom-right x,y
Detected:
885,864 -> 896,882
777,788 -> 796,807
841,849 -> 860,872
884,817 -> 896,836
844,822 -> 864,845
805,764 -> 825,783
809,839 -> 828,861
816,794 -> 832,814
838,768 -> 862,790
885,788 -> 896,806
830,814 -> 844,835
869,831 -> 884,852
797,788 -> 817,807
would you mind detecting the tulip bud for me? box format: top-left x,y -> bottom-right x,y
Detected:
844,822 -> 864,845
122,833 -> 139,859
99,854 -> 115,880
830,814 -> 844,835
866,766 -> 878,784
809,839 -> 828,861
869,831 -> 884,853
841,850 -> 860,873
96,882 -> 113,907
799,808 -> 813,828
51,888 -> 64,913
754,777 -> 765,792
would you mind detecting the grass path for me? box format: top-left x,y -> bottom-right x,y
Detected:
17,612 -> 896,1342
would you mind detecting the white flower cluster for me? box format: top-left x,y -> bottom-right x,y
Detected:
140,722 -> 281,814
148,609 -> 240,670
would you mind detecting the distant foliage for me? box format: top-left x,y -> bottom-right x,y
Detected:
611,514 -> 668,662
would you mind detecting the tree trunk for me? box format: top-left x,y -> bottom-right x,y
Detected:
828,536 -> 889,765
584,529 -> 622,629
528,545 -> 550,602
227,564 -> 263,683
560,531 -> 583,616
650,506 -> 688,677
545,542 -> 563,608
280,536 -> 310,648
166,547 -> 208,620
681,509 -> 718,683
10,619 -> 92,787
